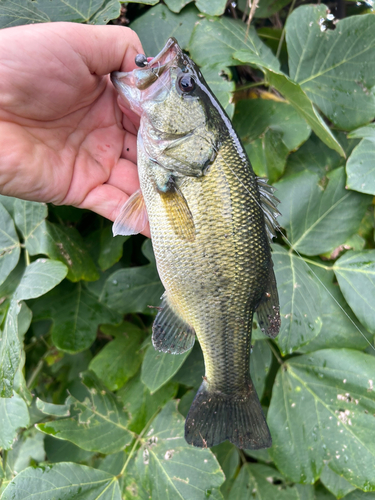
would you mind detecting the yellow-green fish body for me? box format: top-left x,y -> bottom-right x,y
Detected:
111,38 -> 280,449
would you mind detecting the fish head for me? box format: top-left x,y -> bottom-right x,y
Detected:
111,38 -> 223,138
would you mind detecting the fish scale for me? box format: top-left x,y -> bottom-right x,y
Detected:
111,37 -> 281,449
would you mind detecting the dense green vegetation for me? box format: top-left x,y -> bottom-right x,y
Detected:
0,0 -> 375,498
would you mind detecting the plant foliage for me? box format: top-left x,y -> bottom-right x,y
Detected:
0,1 -> 375,499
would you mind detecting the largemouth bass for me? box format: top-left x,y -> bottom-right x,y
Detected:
111,38 -> 281,449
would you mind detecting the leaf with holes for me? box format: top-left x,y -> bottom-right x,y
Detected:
286,5 -> 375,130
268,349 -> 375,489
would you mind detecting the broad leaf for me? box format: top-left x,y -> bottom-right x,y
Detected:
131,4 -> 199,56
320,465 -> 356,499
26,220 -> 99,282
229,463 -> 308,499
272,245 -> 322,354
0,0 -> 121,28
233,99 -> 311,153
232,56 -> 345,157
189,16 -> 279,70
99,264 -> 163,315
0,202 -> 20,287
118,371 -> 178,434
0,301 -> 22,397
275,168 -> 371,256
286,5 -> 375,130
285,134 -> 343,178
44,435 -> 94,464
98,227 -> 129,271
268,349 -> 375,489
37,372 -> 133,454
31,281 -> 121,353
0,392 -> 29,450
298,264 -> 373,353
201,65 -> 235,118
238,0 -> 292,18
333,250 -> 375,334
250,340 -> 272,399
211,442 -> 239,483
1,462 -> 121,500
14,259 -> 67,301
347,125 -> 375,195
131,401 -> 225,499
13,199 -> 47,243
195,0 -> 226,16
36,398 -> 71,417
164,0 -> 192,13
141,344 -> 191,393
89,324 -> 145,391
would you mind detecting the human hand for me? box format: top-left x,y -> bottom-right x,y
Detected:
0,22 -> 144,226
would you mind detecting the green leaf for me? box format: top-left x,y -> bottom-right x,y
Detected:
36,398 -> 71,417
164,0 -> 192,13
133,401 -> 225,499
131,4 -> 199,56
285,134 -> 343,178
245,129 -> 290,183
0,392 -> 29,450
44,435 -> 94,463
13,199 -> 47,241
141,344 -> 191,393
262,69 -> 345,157
275,168 -> 371,256
189,16 -> 280,70
229,463 -> 304,499
343,491 -> 375,500
195,0 -> 226,16
0,301 -> 22,397
0,202 -> 20,287
173,341 -> 204,389
118,371 -> 178,434
234,99 -> 311,152
37,372 -> 133,454
333,250 -> 375,334
346,125 -> 375,195
10,430 -> 46,473
272,245 -> 322,354
211,442 -> 239,482
1,462 -> 121,500
14,259 -> 67,301
250,340 -> 272,399
298,264 -> 373,353
31,281 -> 121,353
89,324 -> 145,391
98,227 -> 129,272
0,0 -> 121,28
27,220 -> 99,282
239,0 -> 292,18
268,349 -> 375,489
320,465 -> 356,499
201,65 -> 235,119
99,262 -> 163,315
286,5 -> 375,130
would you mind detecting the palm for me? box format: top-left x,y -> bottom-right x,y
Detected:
0,22 -> 142,222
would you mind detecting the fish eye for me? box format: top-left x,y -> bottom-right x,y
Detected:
178,75 -> 195,93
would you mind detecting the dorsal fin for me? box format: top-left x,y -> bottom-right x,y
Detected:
257,177 -> 281,244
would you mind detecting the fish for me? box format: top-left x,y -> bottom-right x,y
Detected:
110,38 -> 281,449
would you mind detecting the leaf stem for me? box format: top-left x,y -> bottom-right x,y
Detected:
117,411 -> 158,478
268,340 -> 283,365
299,256 -> 332,271
2,450 -> 8,474
25,249 -> 30,266
26,358 -> 44,389
276,0 -> 297,59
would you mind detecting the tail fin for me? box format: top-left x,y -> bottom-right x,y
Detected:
185,378 -> 271,449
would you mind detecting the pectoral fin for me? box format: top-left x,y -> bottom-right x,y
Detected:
159,179 -> 195,242
152,293 -> 195,354
256,267 -> 280,338
112,189 -> 148,236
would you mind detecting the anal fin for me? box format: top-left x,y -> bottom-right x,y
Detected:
152,293 -> 195,354
112,189 -> 148,236
256,267 -> 280,338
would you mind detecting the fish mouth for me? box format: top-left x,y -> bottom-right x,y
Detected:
111,38 -> 182,96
